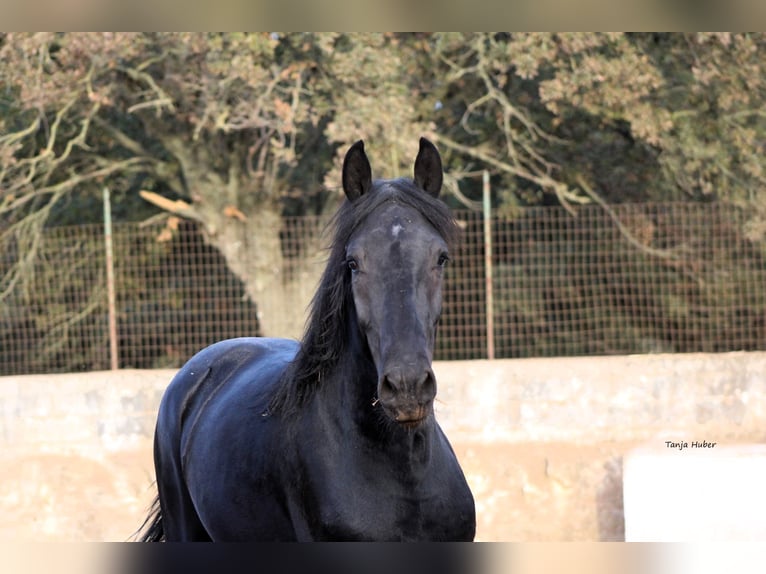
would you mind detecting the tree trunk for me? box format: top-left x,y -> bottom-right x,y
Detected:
158,136 -> 321,339
201,208 -> 315,339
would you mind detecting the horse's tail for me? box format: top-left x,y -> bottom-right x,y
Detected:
135,494 -> 165,542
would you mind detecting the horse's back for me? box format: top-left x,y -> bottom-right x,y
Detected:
158,336 -> 298,427
176,336 -> 298,383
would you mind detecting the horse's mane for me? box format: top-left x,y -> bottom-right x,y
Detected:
269,178 -> 460,418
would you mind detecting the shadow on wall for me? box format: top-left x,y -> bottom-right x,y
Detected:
596,456 -> 625,541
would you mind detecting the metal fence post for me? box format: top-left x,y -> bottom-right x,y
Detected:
483,170 -> 495,360
103,187 -> 119,370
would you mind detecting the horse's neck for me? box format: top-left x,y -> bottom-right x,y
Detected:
335,350 -> 379,420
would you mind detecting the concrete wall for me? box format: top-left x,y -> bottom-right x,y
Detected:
433,352 -> 766,540
1,352 -> 765,541
0,369 -> 172,456
434,352 -> 766,442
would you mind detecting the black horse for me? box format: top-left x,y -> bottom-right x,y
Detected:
139,138 -> 475,541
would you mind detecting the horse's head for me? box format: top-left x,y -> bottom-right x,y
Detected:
342,138 -> 454,429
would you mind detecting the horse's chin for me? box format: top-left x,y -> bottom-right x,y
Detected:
397,418 -> 427,430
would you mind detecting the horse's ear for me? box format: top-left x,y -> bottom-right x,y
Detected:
413,137 -> 443,198
342,140 -> 372,202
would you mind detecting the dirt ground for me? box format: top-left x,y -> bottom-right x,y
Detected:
0,438 -> 637,542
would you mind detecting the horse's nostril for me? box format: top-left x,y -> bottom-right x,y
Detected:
418,370 -> 437,403
379,376 -> 398,401
379,368 -> 436,406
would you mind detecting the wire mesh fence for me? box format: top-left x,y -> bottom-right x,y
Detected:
485,203 -> 766,358
2,202 -> 765,375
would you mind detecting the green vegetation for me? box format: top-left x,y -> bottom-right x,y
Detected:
2,33 -> 765,370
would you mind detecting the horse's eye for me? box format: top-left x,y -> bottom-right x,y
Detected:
437,253 -> 450,267
347,258 -> 359,272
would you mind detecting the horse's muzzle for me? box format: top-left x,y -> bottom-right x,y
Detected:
377,367 -> 436,427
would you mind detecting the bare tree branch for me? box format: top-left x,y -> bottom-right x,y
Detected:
138,190 -> 205,224
576,175 -> 687,261
434,133 -> 590,213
